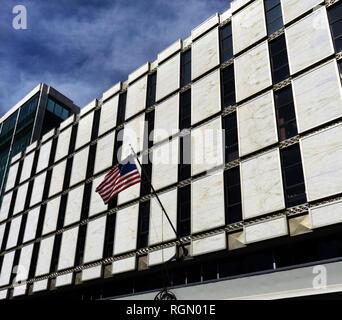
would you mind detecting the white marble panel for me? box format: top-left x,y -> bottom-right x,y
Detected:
30,172 -> 46,207
192,69 -> 221,125
20,152 -> 34,183
310,200 -> 342,229
192,173 -> 225,234
49,160 -> 66,197
80,99 -> 97,116
0,192 -> 12,222
238,91 -> 278,157
6,215 -> 22,249
5,162 -> 19,191
125,76 -> 147,120
41,128 -> 55,142
158,40 -> 182,63
70,147 -> 89,187
241,149 -> 285,219
149,190 -> 177,245
192,13 -> 219,40
55,127 -> 72,162
112,256 -> 136,275
192,233 -> 226,256
89,174 -> 108,217
94,132 -> 115,174
32,279 -> 48,292
153,94 -> 179,143
35,236 -> 55,276
156,53 -> 180,101
75,111 -> 94,150
245,216 -> 288,244
55,273 -> 73,287
231,0 -> 252,13
301,124 -> 342,201
128,62 -> 149,84
220,8 -> 232,22
235,41 -> 272,102
36,140 -> 52,173
0,224 -> 5,249
102,82 -> 121,102
285,7 -> 334,75
83,216 -> 106,263
13,285 -> 26,297
113,204 -> 139,255
82,266 -> 102,282
232,0 -> 267,54
64,185 -> 84,227
293,60 -> 342,133
192,27 -> 220,80
16,244 -> 34,281
23,208 -> 40,243
58,226 -> 79,271
26,142 -> 37,154
98,95 -> 118,136
0,290 -> 7,300
13,182 -> 28,215
151,138 -> 179,191
148,246 -> 176,266
60,114 -> 75,130
191,118 -> 223,175
42,197 -> 60,235
281,0 -> 324,25
0,252 -> 15,286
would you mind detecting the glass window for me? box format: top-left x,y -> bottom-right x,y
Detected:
264,0 -> 284,35
339,61 -> 342,79
179,89 -> 191,130
177,185 -> 191,237
221,65 -> 235,109
224,167 -> 242,224
220,23 -> 233,63
280,144 -> 307,207
223,112 -> 239,162
179,134 -> 191,181
328,2 -> 342,52
117,92 -> 127,125
137,201 -> 150,249
146,72 -> 157,108
181,49 -> 191,87
274,86 -> 298,141
47,99 -> 55,113
269,35 -> 290,84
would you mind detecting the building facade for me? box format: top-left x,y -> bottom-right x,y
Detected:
0,0 -> 342,300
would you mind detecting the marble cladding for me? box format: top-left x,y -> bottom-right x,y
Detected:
5,162 -> 18,191
23,208 -> 40,243
241,148 -> 285,219
55,126 -> 72,162
128,62 -> 150,84
98,95 -> 118,136
75,111 -> 94,150
13,183 -> 28,214
80,99 -> 97,116
59,114 -> 75,130
192,232 -> 226,256
42,197 -> 60,235
6,215 -> 22,249
16,244 -> 33,281
49,160 -> 66,197
148,246 -> 176,266
192,69 -> 221,125
310,200 -> 342,229
232,0 -> 267,54
102,82 -> 121,102
191,13 -> 219,40
281,0 -> 324,25
157,40 -> 182,63
292,60 -> 342,133
125,76 -> 147,120
57,226 -> 79,270
237,90 -> 278,157
0,252 -> 14,286
20,151 -> 34,183
231,0 -> 253,13
64,185 -> 84,227
35,236 -> 55,276
285,7 -> 334,75
82,266 -> 102,282
94,131 -> 115,174
32,279 -> 48,293
70,147 -> 89,187
112,256 -> 136,275
235,41 -> 272,103
55,273 -> 73,287
0,224 -> 5,249
30,172 -> 46,207
36,140 -> 52,172
0,192 -> 12,222
89,173 -> 108,217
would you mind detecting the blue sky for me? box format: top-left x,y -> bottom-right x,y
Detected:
0,0 -> 232,117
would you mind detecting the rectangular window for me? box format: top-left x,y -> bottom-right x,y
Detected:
181,49 -> 191,87
179,134 -> 191,181
220,23 -> 233,63
146,72 -> 157,108
224,167 -> 242,224
140,153 -> 152,197
328,2 -> 342,53
177,185 -> 191,237
269,35 -> 290,84
179,89 -> 191,130
223,113 -> 239,162
145,110 -> 155,150
274,86 -> 298,141
116,92 -> 127,125
264,0 -> 284,35
280,144 -> 307,207
137,201 -> 150,249
339,61 -> 342,79
221,65 -> 236,109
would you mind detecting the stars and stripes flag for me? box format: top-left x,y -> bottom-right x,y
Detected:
95,155 -> 141,204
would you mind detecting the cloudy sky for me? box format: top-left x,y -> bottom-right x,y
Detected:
0,0 -> 232,117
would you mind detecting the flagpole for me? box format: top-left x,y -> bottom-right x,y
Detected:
129,144 -> 188,258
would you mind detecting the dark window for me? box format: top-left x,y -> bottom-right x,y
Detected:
202,262 -> 217,281
145,110 -> 155,150
177,185 -> 191,237
179,89 -> 191,130
140,153 -> 151,197
179,134 -> 191,181
339,61 -> 342,79
269,35 -> 290,84
224,167 -> 242,224
223,113 -> 239,162
220,23 -> 233,63
328,2 -> 342,53
146,72 -> 157,108
221,65 -> 236,108
264,0 -> 283,35
117,92 -> 127,125
274,86 -> 298,141
280,144 -> 307,207
181,50 -> 191,87
137,201 -> 150,249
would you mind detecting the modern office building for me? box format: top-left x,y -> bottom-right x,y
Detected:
0,84 -> 80,208
0,0 -> 342,300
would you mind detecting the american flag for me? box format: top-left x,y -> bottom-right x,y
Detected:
95,155 -> 141,204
